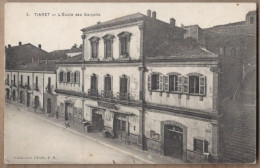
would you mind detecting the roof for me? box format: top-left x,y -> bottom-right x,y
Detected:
82,13 -> 146,32
81,12 -> 183,32
182,24 -> 200,28
6,62 -> 56,72
57,54 -> 83,63
246,10 -> 256,16
5,43 -> 53,69
146,38 -> 217,58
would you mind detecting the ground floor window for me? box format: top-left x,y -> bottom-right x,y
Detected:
194,138 -> 208,153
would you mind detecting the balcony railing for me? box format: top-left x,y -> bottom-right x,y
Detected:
25,83 -> 31,90
11,80 -> 16,87
33,83 -> 39,91
18,81 -> 25,88
88,89 -> 98,98
46,85 -> 54,94
101,90 -> 113,99
117,92 -> 129,101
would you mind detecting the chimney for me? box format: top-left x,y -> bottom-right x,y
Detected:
147,9 -> 151,17
170,18 -> 176,27
19,42 -> 22,46
38,44 -> 41,49
152,11 -> 156,19
8,44 -> 11,48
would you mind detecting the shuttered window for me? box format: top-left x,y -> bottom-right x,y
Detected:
74,71 -> 80,84
183,76 -> 189,94
177,76 -> 183,93
164,75 -> 169,92
67,72 -> 71,83
147,74 -> 151,91
105,40 -> 112,58
60,72 -> 64,82
199,76 -> 206,95
151,74 -> 159,90
70,72 -> 74,83
91,75 -> 97,90
189,76 -> 199,94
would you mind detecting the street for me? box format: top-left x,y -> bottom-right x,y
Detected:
4,103 -> 154,164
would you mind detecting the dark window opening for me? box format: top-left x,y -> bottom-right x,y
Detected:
91,75 -> 97,90
91,41 -> 98,58
151,74 -> 159,90
67,72 -> 71,83
250,16 -> 254,24
105,40 -> 112,58
189,76 -> 199,94
60,72 -> 64,82
169,75 -> 178,92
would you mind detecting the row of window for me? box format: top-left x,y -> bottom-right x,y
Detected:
89,31 -> 131,59
59,71 -> 80,84
148,73 -> 206,95
6,74 -> 52,91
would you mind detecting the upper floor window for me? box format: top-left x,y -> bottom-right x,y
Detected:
119,75 -> 129,100
194,138 -> 208,153
164,73 -> 182,93
13,75 -> 16,85
91,74 -> 98,90
67,72 -> 71,83
89,36 -> 100,59
48,77 -> 51,88
27,76 -> 30,86
104,74 -> 112,91
36,76 -> 38,89
118,32 -> 131,58
59,71 -> 64,82
102,34 -> 114,59
183,73 -> 206,95
148,73 -> 163,91
74,71 -> 80,84
20,75 -> 23,86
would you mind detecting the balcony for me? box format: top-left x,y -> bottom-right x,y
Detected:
101,90 -> 113,100
33,83 -> 39,91
117,92 -> 129,101
5,79 -> 9,85
45,85 -> 54,94
11,80 -> 16,87
18,81 -> 25,88
88,89 -> 99,99
24,83 -> 31,90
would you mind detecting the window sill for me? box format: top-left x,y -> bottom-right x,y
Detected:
89,57 -> 99,61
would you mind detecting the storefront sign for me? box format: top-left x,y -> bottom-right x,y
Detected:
97,101 -> 117,110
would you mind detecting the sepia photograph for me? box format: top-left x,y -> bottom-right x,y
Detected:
4,2 -> 257,164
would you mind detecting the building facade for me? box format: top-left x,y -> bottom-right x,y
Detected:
53,10 -> 220,163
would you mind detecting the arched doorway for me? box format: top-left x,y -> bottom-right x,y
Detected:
161,120 -> 187,160
12,90 -> 16,101
6,89 -> 10,99
47,98 -> 52,114
164,125 -> 183,159
19,91 -> 24,103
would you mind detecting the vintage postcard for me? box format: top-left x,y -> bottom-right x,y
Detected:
4,2 -> 257,164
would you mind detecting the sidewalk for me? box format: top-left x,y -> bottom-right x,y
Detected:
5,101 -> 184,164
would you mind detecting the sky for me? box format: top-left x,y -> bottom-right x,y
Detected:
5,3 -> 256,52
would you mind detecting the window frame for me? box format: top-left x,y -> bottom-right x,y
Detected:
67,71 -> 71,83
165,72 -> 183,94
185,73 -> 206,96
59,71 -> 64,83
193,138 -> 209,154
90,74 -> 98,91
117,31 -> 131,58
89,36 -> 100,59
102,34 -> 114,59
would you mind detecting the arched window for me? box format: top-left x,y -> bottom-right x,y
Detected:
91,74 -> 97,90
59,71 -> 64,82
67,72 -> 71,83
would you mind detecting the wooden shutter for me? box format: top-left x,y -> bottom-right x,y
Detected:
199,76 -> 206,95
76,72 -> 80,84
177,76 -> 183,93
147,74 -> 151,91
183,76 -> 189,94
63,72 -> 67,83
159,75 -> 164,91
71,72 -> 74,83
164,75 -> 169,92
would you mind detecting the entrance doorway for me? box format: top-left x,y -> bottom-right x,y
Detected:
12,90 -> 16,101
27,93 -> 30,107
19,91 -> 24,103
47,98 -> 52,114
34,96 -> 39,109
6,89 -> 10,99
65,103 -> 73,121
92,109 -> 104,132
164,125 -> 183,159
113,114 -> 127,139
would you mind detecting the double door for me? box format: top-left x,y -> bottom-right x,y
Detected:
113,115 -> 127,139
